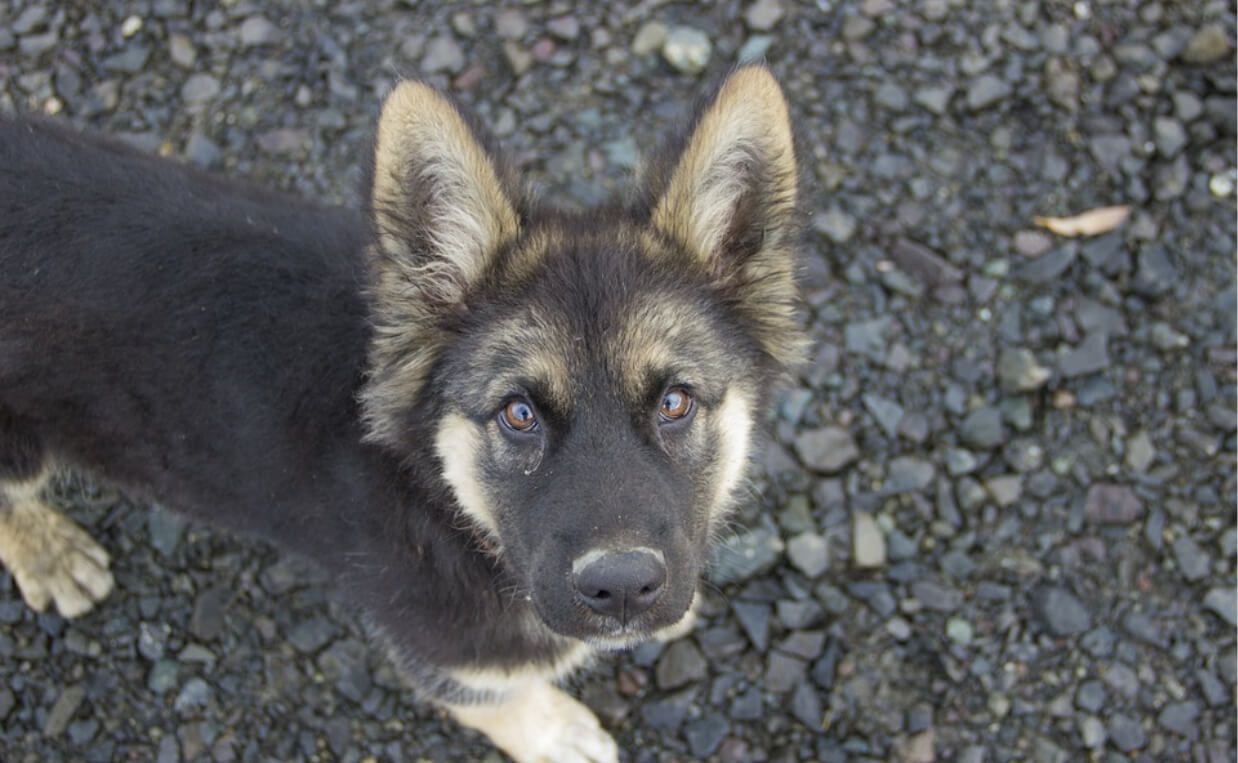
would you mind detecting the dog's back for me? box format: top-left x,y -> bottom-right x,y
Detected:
0,116 -> 379,552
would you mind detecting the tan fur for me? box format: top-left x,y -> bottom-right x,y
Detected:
0,473 -> 114,618
363,81 -> 524,448
447,679 -> 618,763
434,413 -> 503,546
647,66 -> 805,371
708,388 -> 755,530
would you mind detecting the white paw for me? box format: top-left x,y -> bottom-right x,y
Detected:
0,501 -> 114,618
449,681 -> 619,763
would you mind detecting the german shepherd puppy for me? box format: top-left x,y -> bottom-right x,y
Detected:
0,65 -> 802,761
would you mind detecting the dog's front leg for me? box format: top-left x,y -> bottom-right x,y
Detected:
446,680 -> 619,763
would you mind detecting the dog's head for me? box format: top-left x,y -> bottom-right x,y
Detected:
360,66 -> 803,647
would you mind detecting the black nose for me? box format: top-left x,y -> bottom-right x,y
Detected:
573,549 -> 667,623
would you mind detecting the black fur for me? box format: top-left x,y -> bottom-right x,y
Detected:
0,116 -> 579,699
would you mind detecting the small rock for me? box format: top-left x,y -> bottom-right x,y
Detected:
43,685 -> 86,737
502,41 -> 533,76
874,81 -> 908,111
852,512 -> 886,568
190,587 -> 229,641
256,128 -> 310,156
1033,586 -> 1091,636
945,617 -> 973,646
793,426 -> 859,474
744,0 -> 785,32
1125,431 -> 1155,471
238,16 -> 279,47
709,525 -> 784,584
886,457 -> 935,493
786,532 -> 829,578
1181,23 -> 1231,64
737,34 -> 774,63
1133,245 -> 1177,298
959,406 -> 1005,448
286,616 -> 336,653
984,475 -> 1022,507
662,27 -> 711,75
1202,587 -> 1237,626
168,33 -> 196,68
655,640 -> 708,690
913,85 -> 953,115
764,651 -> 807,693
732,601 -> 771,650
147,659 -> 179,694
181,74 -> 220,104
1153,117 -> 1188,157
685,714 -> 729,758
547,16 -> 579,41
944,448 -> 979,476
789,681 -> 821,729
814,207 -> 857,244
967,74 -> 1011,111
1058,333 -> 1109,378
998,347 -> 1051,391
495,9 -> 528,40
1079,715 -> 1106,748
897,729 -> 936,763
1173,534 -> 1211,582
1085,483 -> 1144,524
631,21 -> 667,56
174,678 -> 212,714
1157,700 -> 1200,739
1075,680 -> 1106,712
421,36 -> 465,74
1013,229 -> 1053,257
1108,713 -> 1147,752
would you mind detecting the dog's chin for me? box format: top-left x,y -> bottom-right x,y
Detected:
532,598 -> 690,649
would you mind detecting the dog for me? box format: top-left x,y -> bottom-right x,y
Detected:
0,64 -> 803,762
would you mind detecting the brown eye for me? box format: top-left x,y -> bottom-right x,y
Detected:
500,399 -> 538,432
659,387 -> 694,422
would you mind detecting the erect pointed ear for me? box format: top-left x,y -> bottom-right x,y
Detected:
362,81 -> 524,448
647,65 -> 805,371
368,80 -> 522,313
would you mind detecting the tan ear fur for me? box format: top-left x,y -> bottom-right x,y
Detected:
370,80 -> 521,306
651,66 -> 798,267
362,81 -> 522,448
649,66 -> 805,372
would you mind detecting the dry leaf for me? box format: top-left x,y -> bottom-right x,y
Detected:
1033,205 -> 1131,237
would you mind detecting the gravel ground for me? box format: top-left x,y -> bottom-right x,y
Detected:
2,1 -> 1236,761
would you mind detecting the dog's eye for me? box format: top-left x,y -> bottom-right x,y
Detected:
659,387 -> 694,422
500,399 -> 539,432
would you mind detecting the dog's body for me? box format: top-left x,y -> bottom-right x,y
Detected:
0,67 -> 801,761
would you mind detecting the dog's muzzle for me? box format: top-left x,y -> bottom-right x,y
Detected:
571,548 -> 666,625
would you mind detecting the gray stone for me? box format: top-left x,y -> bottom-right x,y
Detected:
914,85 -> 953,115
813,206 -> 856,244
495,9 -> 529,40
967,74 -> 1011,111
147,659 -> 179,694
1033,586 -> 1091,636
662,27 -> 711,75
546,15 -> 579,41
1015,243 -> 1077,282
886,457 -> 935,493
685,713 -> 728,758
168,33 -> 196,68
1157,700 -> 1199,739
655,640 -> 707,690
793,426 -> 859,474
147,505 -> 187,556
852,511 -> 886,568
1203,587 -> 1237,626
998,347 -> 1051,391
984,475 -> 1022,507
1079,715 -> 1106,748
845,317 -> 890,362
1181,23 -> 1231,64
744,0 -> 785,32
875,81 -> 908,111
181,74 -> 220,104
786,532 -> 829,578
43,685 -> 86,736
286,616 -> 336,653
137,622 -> 167,661
1173,534 -> 1211,582
764,651 -> 806,693
1153,117 -> 1188,158
1125,430 -> 1155,471
238,16 -> 279,47
944,448 -> 979,476
1133,245 -> 1177,298
190,587 -> 229,641
709,525 -> 784,584
421,36 -> 465,74
174,678 -> 212,714
1075,680 -> 1106,712
1107,713 -> 1146,752
912,580 -> 962,612
889,238 -> 963,285
732,601 -> 771,650
1058,333 -> 1109,378
959,406 -> 1005,448
737,35 -> 774,63
789,680 -> 821,728
631,21 -> 667,56
1085,483 -> 1144,524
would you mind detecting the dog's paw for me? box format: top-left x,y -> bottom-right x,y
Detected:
448,681 -> 619,763
0,501 -> 113,618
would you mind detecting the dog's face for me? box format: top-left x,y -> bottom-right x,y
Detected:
360,67 -> 803,646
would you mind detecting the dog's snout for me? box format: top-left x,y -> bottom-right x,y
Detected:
573,549 -> 666,623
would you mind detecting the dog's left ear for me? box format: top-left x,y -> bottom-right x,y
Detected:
363,81 -> 523,447
647,65 -> 805,371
